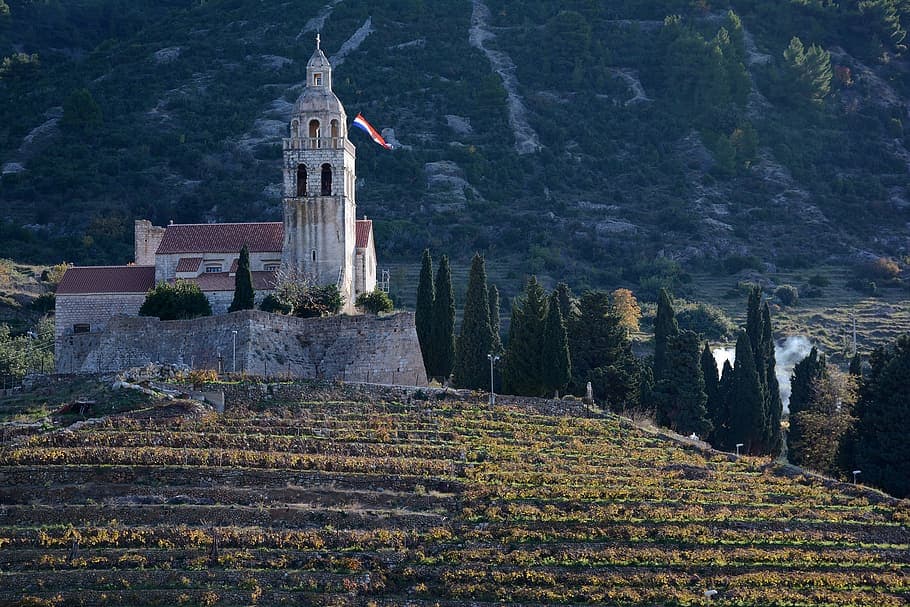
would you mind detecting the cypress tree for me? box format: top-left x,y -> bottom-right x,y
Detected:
714,359 -> 735,450
554,282 -> 577,323
653,288 -> 679,382
787,346 -> 827,467
453,254 -> 493,389
569,290 -> 640,411
745,286 -> 763,361
654,330 -> 712,437
849,352 -> 863,376
701,342 -> 722,443
229,245 -> 255,312
488,284 -> 502,355
415,249 -> 435,377
762,303 -> 783,455
430,255 -> 455,383
502,276 -> 547,396
728,331 -> 766,455
542,291 -> 571,397
849,335 -> 910,498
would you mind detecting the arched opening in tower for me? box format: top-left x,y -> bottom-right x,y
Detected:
296,165 -> 307,197
321,164 -> 332,196
309,119 -> 321,147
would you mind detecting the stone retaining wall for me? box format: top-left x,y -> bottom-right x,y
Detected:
56,310 -> 427,386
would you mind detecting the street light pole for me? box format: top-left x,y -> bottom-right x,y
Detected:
852,470 -> 861,485
231,330 -> 238,373
735,443 -> 744,457
487,353 -> 500,406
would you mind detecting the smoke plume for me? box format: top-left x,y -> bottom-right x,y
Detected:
713,336 -> 814,413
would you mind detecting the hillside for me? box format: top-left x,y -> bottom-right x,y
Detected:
1,0 -> 910,291
1,378 -> 907,606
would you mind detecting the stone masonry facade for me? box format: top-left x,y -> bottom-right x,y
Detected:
56,310 -> 428,386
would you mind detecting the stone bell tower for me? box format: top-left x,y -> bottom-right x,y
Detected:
281,35 -> 357,312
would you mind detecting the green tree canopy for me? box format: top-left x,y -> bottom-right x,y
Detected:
541,290 -> 571,397
139,281 -> 212,321
502,276 -> 547,396
728,331 -> 766,455
415,249 -> 435,377
61,88 -> 102,132
228,245 -> 254,313
453,253 -> 493,389
653,288 -> 679,382
654,330 -> 711,437
429,255 -> 455,382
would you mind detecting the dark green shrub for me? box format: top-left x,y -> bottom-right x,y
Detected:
355,289 -> 394,314
139,281 -> 212,320
30,292 -> 55,314
293,284 -> 343,318
775,284 -> 799,306
808,273 -> 830,287
676,302 -> 737,340
260,294 -> 291,314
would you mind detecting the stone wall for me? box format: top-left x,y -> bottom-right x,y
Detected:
54,293 -> 147,341
56,310 -> 427,385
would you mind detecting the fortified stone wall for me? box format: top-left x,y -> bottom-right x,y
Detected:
56,310 -> 427,385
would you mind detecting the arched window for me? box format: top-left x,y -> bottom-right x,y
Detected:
321,164 -> 332,195
296,165 -> 307,197
331,119 -> 339,138
291,119 -> 299,138
309,119 -> 320,148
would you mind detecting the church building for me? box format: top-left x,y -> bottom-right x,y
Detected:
55,39 -> 378,351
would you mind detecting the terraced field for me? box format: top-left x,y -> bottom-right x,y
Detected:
1,382 -> 907,606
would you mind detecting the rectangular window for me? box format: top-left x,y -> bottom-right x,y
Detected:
205,265 -> 222,273
313,73 -> 322,86
73,323 -> 90,334
264,264 -> 280,272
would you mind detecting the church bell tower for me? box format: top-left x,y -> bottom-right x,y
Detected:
281,35 -> 357,311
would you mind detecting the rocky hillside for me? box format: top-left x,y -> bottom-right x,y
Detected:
1,0 -> 909,292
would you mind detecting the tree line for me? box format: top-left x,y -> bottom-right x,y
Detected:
416,255 -> 908,498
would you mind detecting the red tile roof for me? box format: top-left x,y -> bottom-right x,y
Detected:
57,266 -> 156,295
175,257 -> 203,273
156,222 -> 283,254
183,271 -> 277,292
355,219 -> 372,249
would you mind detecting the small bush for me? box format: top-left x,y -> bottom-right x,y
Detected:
30,292 -> 55,313
846,278 -> 877,295
859,257 -> 901,281
139,281 -> 212,320
676,301 -> 737,340
808,273 -> 830,287
293,284 -> 343,318
722,254 -> 762,274
355,289 -> 394,314
775,284 -> 799,306
260,293 -> 291,314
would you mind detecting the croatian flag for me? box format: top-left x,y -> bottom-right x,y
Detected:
352,113 -> 393,150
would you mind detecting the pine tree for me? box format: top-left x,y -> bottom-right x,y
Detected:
541,291 -> 571,397
415,249 -> 435,377
430,255 -> 455,383
228,246 -> 255,313
701,342 -> 722,443
453,254 -> 493,389
488,284 -> 502,355
502,276 -> 547,396
849,335 -> 910,498
762,303 -> 783,455
653,288 -> 679,382
787,347 -> 828,467
653,330 -> 712,437
728,331 -> 766,455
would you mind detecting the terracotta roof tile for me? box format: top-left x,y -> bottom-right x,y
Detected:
175,257 -> 203,273
355,219 -> 372,249
156,222 -> 283,255
183,271 -> 277,292
57,266 -> 156,295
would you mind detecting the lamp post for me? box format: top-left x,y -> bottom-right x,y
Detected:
852,470 -> 861,485
231,330 -> 238,373
735,443 -> 744,457
487,353 -> 500,406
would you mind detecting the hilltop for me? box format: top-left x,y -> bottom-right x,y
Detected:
1,0 -> 909,289
0,376 -> 907,606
